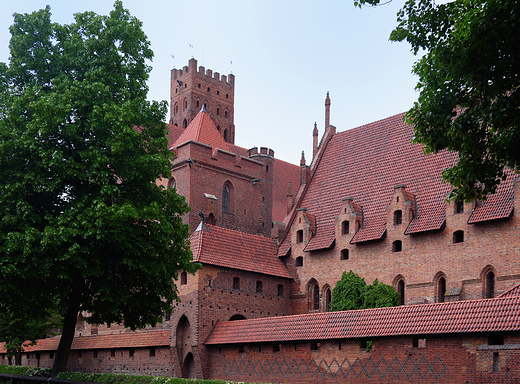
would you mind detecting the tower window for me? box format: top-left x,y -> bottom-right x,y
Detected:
198,83 -> 201,88
394,210 -> 402,225
296,230 -> 303,243
217,108 -> 220,116
392,240 -> 402,252
224,129 -> 228,142
295,256 -> 303,267
225,110 -> 228,118
453,230 -> 464,243
217,90 -> 220,95
196,100 -> 199,108
342,220 -> 350,234
207,87 -> 210,92
226,94 -> 229,99
340,249 -> 349,260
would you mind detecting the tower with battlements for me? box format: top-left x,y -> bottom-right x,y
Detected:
170,58 -> 235,144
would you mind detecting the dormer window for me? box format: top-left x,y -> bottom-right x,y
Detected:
296,230 -> 303,243
394,210 -> 402,225
295,256 -> 303,267
341,221 -> 350,234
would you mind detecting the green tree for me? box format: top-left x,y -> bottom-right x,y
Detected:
329,270 -> 366,311
354,0 -> 520,201
330,271 -> 398,311
0,2 -> 198,376
362,278 -> 399,309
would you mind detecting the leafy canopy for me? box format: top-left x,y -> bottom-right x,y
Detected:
329,270 -> 399,311
0,1 -> 198,373
354,0 -> 520,201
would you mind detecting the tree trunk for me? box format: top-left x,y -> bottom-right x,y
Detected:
14,349 -> 22,365
51,291 -> 80,377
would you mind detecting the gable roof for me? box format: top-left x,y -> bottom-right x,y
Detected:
282,113 -> 516,251
190,224 -> 292,279
0,330 -> 170,353
171,108 -> 231,152
206,294 -> 520,345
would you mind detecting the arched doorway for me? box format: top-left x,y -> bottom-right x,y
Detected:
176,315 -> 191,373
182,352 -> 195,379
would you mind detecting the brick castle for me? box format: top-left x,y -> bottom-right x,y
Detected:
3,58 -> 520,383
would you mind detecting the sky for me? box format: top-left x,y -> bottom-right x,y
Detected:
0,0 -> 421,165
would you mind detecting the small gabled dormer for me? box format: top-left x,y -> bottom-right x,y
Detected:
335,197 -> 362,239
386,185 -> 416,229
293,208 -> 315,248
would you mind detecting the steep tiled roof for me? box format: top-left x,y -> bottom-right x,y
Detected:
282,113 -> 515,251
206,296 -> 520,345
171,109 -> 231,152
272,159 -> 301,222
468,172 -> 515,223
297,113 -> 456,249
190,224 -> 292,278
0,330 -> 170,353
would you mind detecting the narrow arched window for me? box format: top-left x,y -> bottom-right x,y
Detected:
313,285 -> 320,310
397,279 -> 405,305
394,210 -> 402,225
180,271 -> 187,285
485,271 -> 495,298
342,220 -> 350,234
437,276 -> 446,303
222,183 -> 233,213
324,288 -> 332,312
183,119 -> 188,128
224,129 -> 228,142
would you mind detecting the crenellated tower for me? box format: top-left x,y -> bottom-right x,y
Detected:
169,58 -> 236,144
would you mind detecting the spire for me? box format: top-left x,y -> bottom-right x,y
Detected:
325,92 -> 331,128
313,122 -> 319,158
300,151 -> 306,167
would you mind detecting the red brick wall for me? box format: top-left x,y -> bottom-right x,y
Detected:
288,185 -> 520,313
208,333 -> 520,383
172,141 -> 273,236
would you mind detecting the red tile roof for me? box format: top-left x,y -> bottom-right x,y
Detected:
206,296 -> 520,345
468,171 -> 515,223
171,109 -> 231,152
282,113 -> 515,250
190,224 -> 292,279
0,330 -> 170,353
498,283 -> 520,298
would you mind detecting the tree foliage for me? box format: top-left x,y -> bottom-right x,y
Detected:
354,0 -> 520,201
329,271 -> 399,311
0,2 -> 198,375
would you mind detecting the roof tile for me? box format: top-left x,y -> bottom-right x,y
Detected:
191,224 -> 292,279
206,294 -> 520,345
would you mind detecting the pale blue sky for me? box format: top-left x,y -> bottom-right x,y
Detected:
0,0 -> 420,165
